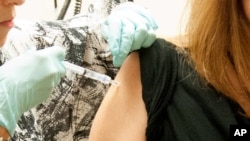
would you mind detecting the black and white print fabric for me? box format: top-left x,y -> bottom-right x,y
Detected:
0,0 -> 128,140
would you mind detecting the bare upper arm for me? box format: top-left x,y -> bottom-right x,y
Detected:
88,52 -> 147,141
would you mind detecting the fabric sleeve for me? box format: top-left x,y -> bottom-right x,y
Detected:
139,39 -> 245,141
138,38 -> 178,140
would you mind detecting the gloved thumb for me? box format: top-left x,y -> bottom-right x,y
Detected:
37,46 -> 66,61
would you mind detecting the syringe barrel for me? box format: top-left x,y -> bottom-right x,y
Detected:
63,61 -> 85,74
63,61 -> 112,84
84,69 -> 111,84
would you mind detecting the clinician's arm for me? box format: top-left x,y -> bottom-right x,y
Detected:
89,52 -> 147,141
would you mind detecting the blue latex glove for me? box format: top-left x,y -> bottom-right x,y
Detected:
102,2 -> 158,67
0,46 -> 66,135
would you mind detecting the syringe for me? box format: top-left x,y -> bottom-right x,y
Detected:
63,61 -> 120,86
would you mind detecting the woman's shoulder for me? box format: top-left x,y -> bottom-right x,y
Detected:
141,38 -> 187,57
138,38 -> 185,72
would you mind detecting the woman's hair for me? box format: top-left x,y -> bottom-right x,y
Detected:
186,0 -> 250,116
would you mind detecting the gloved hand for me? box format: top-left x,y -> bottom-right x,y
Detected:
102,2 -> 158,67
0,46 -> 66,135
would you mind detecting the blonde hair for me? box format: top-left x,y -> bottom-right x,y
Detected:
183,0 -> 250,116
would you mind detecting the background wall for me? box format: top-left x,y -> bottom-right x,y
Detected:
134,0 -> 188,37
16,0 -> 56,20
16,0 -> 188,37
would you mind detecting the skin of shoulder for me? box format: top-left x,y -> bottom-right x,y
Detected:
89,52 -> 147,141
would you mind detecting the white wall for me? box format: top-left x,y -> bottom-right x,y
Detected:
134,0 -> 188,37
16,0 -> 57,20
16,0 -> 188,37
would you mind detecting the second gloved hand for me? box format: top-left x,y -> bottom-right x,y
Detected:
0,46 -> 66,135
102,2 -> 158,67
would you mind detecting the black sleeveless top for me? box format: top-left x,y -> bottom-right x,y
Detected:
138,39 -> 250,141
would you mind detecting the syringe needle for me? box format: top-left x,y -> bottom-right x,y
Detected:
110,80 -> 120,86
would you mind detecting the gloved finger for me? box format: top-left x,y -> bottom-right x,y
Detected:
112,55 -> 122,68
106,17 -> 134,57
102,17 -> 123,56
116,19 -> 136,66
112,53 -> 127,68
130,26 -> 148,51
27,87 -> 52,109
119,18 -> 135,55
38,46 -> 66,61
112,18 -> 135,67
101,19 -> 111,40
101,17 -> 129,67
38,46 -> 66,77
141,29 -> 157,47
